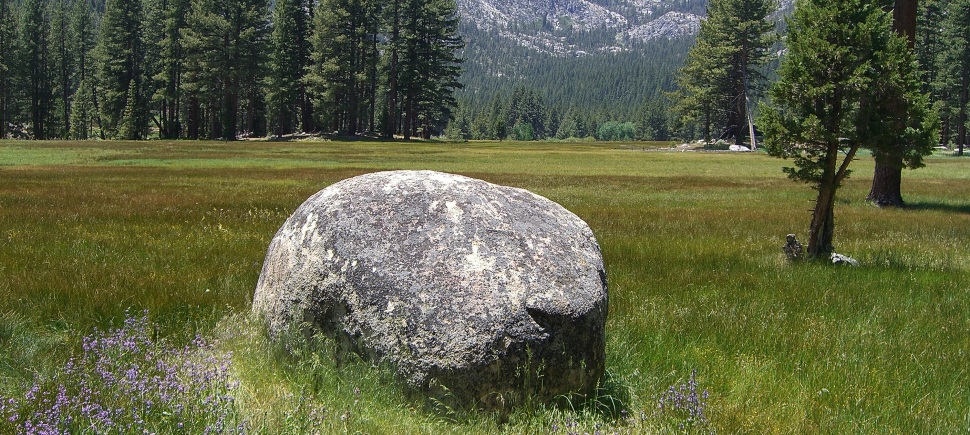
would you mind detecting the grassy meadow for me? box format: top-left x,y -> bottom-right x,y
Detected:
0,139 -> 968,433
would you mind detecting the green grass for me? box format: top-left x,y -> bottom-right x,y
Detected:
0,139 -> 968,433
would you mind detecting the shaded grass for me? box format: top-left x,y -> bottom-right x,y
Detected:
1,139 -> 968,432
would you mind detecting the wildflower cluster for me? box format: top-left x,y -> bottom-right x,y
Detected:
0,311 -> 246,434
656,369 -> 710,431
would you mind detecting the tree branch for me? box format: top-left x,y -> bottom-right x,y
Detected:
835,144 -> 860,184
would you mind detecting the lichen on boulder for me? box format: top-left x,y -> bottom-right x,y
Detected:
252,170 -> 608,408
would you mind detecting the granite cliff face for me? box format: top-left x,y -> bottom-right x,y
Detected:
457,0 -> 793,56
458,0 -> 704,56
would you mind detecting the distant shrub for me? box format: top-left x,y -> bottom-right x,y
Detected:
511,122 -> 536,141
596,121 -> 636,141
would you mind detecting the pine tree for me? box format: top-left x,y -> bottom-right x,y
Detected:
69,0 -> 96,139
50,0 -> 74,138
96,0 -> 146,139
504,87 -> 547,139
383,0 -> 402,138
18,0 -> 54,139
866,0 -> 932,207
146,0 -> 190,139
938,0 -> 970,155
118,79 -> 140,140
182,0 -> 270,140
181,0 -> 224,139
307,0 -> 382,135
397,0 -> 463,139
637,98 -> 673,141
671,30 -> 730,143
0,0 -> 16,138
556,112 -> 579,140
674,0 -> 776,146
69,78 -> 92,139
266,0 -> 309,137
760,0 -> 936,259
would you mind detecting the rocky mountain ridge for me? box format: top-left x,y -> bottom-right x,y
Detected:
457,0 -> 704,56
457,0 -> 793,56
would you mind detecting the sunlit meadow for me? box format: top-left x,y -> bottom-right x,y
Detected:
0,139 -> 967,433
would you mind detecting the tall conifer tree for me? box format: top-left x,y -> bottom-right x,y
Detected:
69,0 -> 96,139
50,0 -> 74,138
266,0 -> 309,137
0,0 -> 16,138
144,0 -> 189,139
183,0 -> 269,140
308,0 -> 382,135
382,0 -> 402,138
938,0 -> 970,156
18,0 -> 53,139
674,0 -> 776,147
96,0 -> 147,139
867,0 -> 931,207
397,0 -> 462,139
760,0 -> 935,259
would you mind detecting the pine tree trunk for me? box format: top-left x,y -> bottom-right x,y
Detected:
369,34 -> 378,134
402,97 -> 412,141
703,107 -> 711,143
187,95 -> 199,140
225,79 -> 238,140
385,48 -> 398,138
0,88 -> 5,138
32,69 -> 44,139
807,185 -> 837,260
868,0 -> 918,207
301,91 -> 314,133
209,100 -> 221,140
808,141 -> 854,260
0,72 -> 6,138
867,154 -> 905,206
940,109 -> 950,150
892,0 -> 918,47
734,71 -> 747,146
959,69 -> 969,156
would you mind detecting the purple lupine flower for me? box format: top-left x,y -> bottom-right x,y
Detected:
657,369 -> 710,429
3,311 -> 246,433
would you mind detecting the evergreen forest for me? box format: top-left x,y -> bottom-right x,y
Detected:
0,0 -> 463,141
0,0 -> 968,146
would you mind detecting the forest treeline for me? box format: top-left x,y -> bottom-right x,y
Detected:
1,0 -> 966,144
452,25 -> 690,141
0,0 -> 462,141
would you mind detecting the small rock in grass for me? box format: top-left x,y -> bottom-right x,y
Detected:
783,234 -> 803,262
830,253 -> 860,267
252,170 -> 608,409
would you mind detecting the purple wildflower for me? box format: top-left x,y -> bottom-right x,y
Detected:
656,369 -> 710,429
0,311 -> 246,433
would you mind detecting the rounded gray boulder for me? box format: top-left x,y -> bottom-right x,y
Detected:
252,170 -> 608,408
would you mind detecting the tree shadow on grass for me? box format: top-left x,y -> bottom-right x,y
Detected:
905,201 -> 970,214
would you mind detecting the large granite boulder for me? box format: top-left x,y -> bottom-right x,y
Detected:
252,170 -> 608,408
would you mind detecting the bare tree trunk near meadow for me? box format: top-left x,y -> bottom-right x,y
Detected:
867,0 -> 918,207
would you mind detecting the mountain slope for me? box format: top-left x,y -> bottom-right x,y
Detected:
456,0 -> 706,114
456,0 -> 793,115
458,0 -> 706,56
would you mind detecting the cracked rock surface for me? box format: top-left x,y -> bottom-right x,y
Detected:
252,170 -> 607,407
